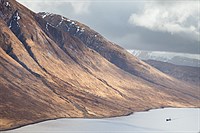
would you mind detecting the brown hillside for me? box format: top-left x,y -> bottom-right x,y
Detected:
0,0 -> 199,130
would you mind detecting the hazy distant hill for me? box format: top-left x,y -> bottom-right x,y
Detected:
145,60 -> 200,87
128,49 -> 200,67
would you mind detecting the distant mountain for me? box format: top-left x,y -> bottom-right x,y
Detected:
128,49 -> 200,67
145,60 -> 200,87
0,0 -> 199,131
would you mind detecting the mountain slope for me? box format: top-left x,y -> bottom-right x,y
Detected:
145,60 -> 200,87
0,0 -> 199,130
38,12 -> 199,102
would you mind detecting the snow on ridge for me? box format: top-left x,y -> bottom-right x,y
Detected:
71,21 -> 75,25
46,22 -> 49,31
9,11 -> 20,29
8,22 -> 11,28
64,18 -> 85,34
128,50 -> 141,57
128,49 -> 200,67
56,16 -> 65,27
5,1 -> 10,7
16,21 -> 20,28
46,22 -> 55,31
39,12 -> 86,35
41,12 -> 51,18
80,28 -> 84,32
76,28 -> 80,33
128,49 -> 200,60
15,12 -> 20,20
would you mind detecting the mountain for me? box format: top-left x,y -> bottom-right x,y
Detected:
0,0 -> 199,131
128,49 -> 200,67
145,60 -> 200,87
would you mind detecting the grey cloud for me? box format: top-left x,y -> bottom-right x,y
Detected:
17,0 -> 199,54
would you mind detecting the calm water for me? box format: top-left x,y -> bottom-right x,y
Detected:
5,108 -> 200,133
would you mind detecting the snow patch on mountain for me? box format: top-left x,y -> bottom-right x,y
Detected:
5,1 -> 10,7
46,22 -> 49,31
128,49 -> 200,67
41,12 -> 51,18
56,16 -> 65,27
9,11 -> 21,29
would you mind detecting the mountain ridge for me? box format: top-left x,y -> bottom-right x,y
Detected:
128,49 -> 200,67
38,11 -> 199,98
144,60 -> 200,87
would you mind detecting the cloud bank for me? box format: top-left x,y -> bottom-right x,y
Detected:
128,1 -> 199,41
70,1 -> 91,14
17,0 -> 91,15
16,0 -> 200,54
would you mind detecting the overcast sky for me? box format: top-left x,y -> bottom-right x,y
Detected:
17,0 -> 200,54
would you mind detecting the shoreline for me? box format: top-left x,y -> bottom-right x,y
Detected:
1,106 -> 199,132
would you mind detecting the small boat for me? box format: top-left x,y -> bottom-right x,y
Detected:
166,118 -> 171,121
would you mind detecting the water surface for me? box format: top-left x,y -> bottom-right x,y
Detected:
5,108 -> 200,133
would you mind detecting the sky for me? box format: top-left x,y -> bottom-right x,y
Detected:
17,0 -> 200,54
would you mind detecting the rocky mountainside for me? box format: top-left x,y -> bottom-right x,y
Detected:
128,49 -> 200,67
145,60 -> 200,87
0,0 -> 199,131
